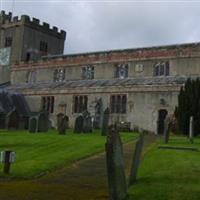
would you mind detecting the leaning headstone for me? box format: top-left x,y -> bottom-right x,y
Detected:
129,133 -> 144,186
105,125 -> 127,200
74,115 -> 84,133
189,116 -> 194,143
82,111 -> 93,133
164,116 -> 170,144
101,108 -> 110,136
38,112 -> 49,132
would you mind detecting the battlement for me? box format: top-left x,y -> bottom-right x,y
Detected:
0,10 -> 66,39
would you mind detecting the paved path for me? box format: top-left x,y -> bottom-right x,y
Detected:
0,134 -> 156,200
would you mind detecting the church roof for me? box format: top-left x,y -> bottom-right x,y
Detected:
0,91 -> 30,116
7,76 -> 191,92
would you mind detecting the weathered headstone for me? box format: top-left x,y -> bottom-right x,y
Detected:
129,133 -> 144,186
101,108 -> 110,136
28,117 -> 38,133
105,125 -> 127,200
58,115 -> 69,134
164,116 -> 170,144
38,112 -> 49,132
94,98 -> 103,128
57,113 -> 64,130
189,116 -> 194,143
82,111 -> 93,133
74,115 -> 84,133
6,109 -> 19,130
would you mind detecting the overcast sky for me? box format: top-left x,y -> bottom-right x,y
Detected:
1,0 -> 200,54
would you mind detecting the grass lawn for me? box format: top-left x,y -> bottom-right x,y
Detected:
128,136 -> 200,200
0,129 -> 137,179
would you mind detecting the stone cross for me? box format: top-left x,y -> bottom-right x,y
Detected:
164,116 -> 170,144
105,125 -> 127,200
101,107 -> 110,136
129,133 -> 144,186
189,116 -> 194,143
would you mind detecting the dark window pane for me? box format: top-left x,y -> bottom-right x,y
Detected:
165,62 -> 169,76
160,63 -> 165,75
51,97 -> 54,113
73,95 -> 88,113
122,95 -> 127,113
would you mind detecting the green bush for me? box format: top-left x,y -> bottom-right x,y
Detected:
176,78 -> 200,135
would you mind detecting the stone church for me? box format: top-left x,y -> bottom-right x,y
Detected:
0,11 -> 200,134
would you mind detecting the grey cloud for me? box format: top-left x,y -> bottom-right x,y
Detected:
2,1 -> 200,54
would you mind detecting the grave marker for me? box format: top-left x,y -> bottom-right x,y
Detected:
74,115 -> 84,133
164,116 -> 170,144
82,111 -> 93,133
189,116 -> 194,143
129,133 -> 144,186
0,150 -> 16,174
58,115 -> 69,134
105,125 -> 127,200
28,117 -> 38,133
101,108 -> 110,136
38,112 -> 49,132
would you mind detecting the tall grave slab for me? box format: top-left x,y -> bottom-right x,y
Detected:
164,116 -> 170,144
105,125 -> 127,200
82,111 -> 93,133
74,115 -> 84,133
189,116 -> 194,143
101,108 -> 110,136
129,133 -> 144,186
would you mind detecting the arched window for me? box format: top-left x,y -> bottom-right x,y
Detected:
82,65 -> 94,79
41,96 -> 55,113
115,63 -> 128,79
54,68 -> 65,82
110,94 -> 127,113
153,61 -> 170,76
73,95 -> 88,113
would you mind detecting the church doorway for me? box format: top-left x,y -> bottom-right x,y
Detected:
157,109 -> 168,134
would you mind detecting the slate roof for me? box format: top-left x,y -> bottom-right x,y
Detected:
42,42 -> 200,60
7,76 -> 193,92
0,91 -> 30,116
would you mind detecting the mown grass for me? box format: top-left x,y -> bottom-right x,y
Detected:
0,129 -> 137,179
128,135 -> 200,200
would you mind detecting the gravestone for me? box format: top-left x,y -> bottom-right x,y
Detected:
189,116 -> 194,143
38,112 -> 49,132
94,98 -> 103,128
101,108 -> 110,136
7,109 -> 19,130
28,117 -> 38,133
82,111 -> 93,133
74,115 -> 84,133
58,115 -> 69,135
105,125 -> 127,200
129,133 -> 144,186
57,113 -> 64,131
164,116 -> 170,144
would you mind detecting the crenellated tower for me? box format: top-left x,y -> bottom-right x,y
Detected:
0,10 -> 66,84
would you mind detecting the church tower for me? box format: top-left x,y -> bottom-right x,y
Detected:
0,10 -> 66,85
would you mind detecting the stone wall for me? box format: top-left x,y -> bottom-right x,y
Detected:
11,42 -> 200,84
23,84 -> 179,133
